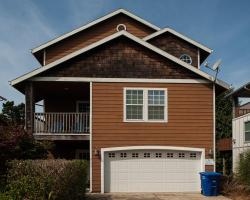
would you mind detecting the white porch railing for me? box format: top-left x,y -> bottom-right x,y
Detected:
34,112 -> 89,134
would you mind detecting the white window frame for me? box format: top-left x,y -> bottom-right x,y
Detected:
180,54 -> 192,64
244,121 -> 250,143
123,87 -> 168,123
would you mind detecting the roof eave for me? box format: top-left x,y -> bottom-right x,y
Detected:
11,31 -> 229,90
143,28 -> 213,54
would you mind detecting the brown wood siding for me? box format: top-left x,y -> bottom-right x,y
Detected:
40,37 -> 201,79
92,82 -> 214,192
148,32 -> 199,68
43,14 -> 155,65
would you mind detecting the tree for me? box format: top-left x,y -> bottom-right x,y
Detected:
0,101 -> 48,191
216,90 -> 233,139
0,101 -> 25,125
215,90 -> 233,174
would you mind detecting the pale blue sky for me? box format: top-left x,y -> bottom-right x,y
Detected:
0,0 -> 250,105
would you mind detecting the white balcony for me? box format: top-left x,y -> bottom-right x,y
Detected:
34,112 -> 90,140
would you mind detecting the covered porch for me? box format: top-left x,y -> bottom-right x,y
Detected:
230,82 -> 250,118
25,81 -> 91,140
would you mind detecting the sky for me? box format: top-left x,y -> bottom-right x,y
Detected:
0,0 -> 250,106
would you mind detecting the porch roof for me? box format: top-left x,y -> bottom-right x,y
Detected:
227,82 -> 250,98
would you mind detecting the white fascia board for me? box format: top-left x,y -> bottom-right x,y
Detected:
31,9 -> 160,54
11,31 -> 229,90
31,77 -> 210,84
143,28 -> 213,54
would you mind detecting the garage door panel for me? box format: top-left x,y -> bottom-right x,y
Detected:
104,149 -> 202,192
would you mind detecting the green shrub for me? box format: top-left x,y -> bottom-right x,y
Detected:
237,149 -> 250,187
5,159 -> 88,200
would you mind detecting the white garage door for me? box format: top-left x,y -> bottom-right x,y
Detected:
104,150 -> 202,192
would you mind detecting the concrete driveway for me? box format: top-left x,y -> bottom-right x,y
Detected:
86,193 -> 231,200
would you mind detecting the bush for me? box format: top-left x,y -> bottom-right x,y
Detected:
237,149 -> 250,187
0,126 -> 49,192
5,159 -> 88,200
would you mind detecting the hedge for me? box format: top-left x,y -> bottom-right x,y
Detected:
237,149 -> 250,187
3,159 -> 88,200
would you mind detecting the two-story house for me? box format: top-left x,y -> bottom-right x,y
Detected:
228,82 -> 250,172
10,9 -> 229,193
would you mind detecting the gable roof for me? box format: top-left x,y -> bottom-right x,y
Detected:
227,82 -> 250,97
31,9 -> 160,54
143,28 -> 213,54
11,31 -> 229,90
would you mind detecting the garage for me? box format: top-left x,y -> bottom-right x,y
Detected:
102,147 -> 204,193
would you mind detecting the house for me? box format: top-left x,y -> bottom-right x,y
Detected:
0,96 -> 7,101
10,9 -> 230,193
228,82 -> 250,172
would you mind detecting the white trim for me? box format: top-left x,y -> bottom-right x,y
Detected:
143,28 -> 213,54
100,145 -> 205,193
11,31 -> 229,90
179,54 -> 192,65
31,77 -> 210,84
213,84 -> 216,172
244,121 -> 250,143
89,82 -> 93,192
116,24 -> 126,32
43,49 -> 46,66
31,9 -> 160,53
197,48 -> 200,69
123,87 -> 168,123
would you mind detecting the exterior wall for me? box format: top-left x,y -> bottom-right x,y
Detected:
40,38 -> 200,79
92,82 -> 214,192
148,32 -> 199,68
43,14 -> 155,65
232,113 -> 250,171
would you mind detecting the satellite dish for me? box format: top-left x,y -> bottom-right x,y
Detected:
212,59 -> 221,71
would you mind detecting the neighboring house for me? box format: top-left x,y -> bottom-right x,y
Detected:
0,96 -> 7,101
228,82 -> 250,172
10,9 -> 230,193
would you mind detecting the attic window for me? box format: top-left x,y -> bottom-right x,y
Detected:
116,24 -> 126,32
180,54 -> 192,64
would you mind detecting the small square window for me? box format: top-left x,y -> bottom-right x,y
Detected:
155,153 -> 162,158
167,153 -> 174,158
108,153 -> 115,158
179,153 -> 185,158
144,153 -> 150,158
132,153 -> 139,158
120,153 -> 127,158
190,153 -> 196,158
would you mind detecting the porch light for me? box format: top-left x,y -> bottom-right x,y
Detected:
94,148 -> 100,156
208,149 -> 213,157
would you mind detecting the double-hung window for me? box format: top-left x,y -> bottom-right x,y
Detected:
245,121 -> 250,142
124,88 -> 167,122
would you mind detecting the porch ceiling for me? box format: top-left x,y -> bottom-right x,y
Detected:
33,81 -> 89,102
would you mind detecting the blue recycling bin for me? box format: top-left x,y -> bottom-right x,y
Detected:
200,172 -> 221,196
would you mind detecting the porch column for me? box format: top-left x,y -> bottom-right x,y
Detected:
25,81 -> 35,134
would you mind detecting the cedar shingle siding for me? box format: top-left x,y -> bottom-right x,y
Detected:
148,32 -> 199,68
40,37 -> 201,79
